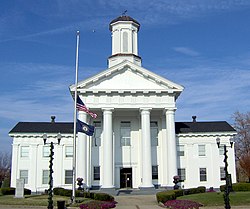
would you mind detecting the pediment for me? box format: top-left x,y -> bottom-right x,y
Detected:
71,60 -> 184,94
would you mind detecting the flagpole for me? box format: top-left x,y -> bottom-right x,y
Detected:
72,30 -> 80,204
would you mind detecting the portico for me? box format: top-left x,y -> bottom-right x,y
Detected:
70,15 -> 183,189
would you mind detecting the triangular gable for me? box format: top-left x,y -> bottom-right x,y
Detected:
71,60 -> 184,94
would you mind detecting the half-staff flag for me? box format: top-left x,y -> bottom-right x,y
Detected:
76,95 -> 97,118
77,119 -> 95,136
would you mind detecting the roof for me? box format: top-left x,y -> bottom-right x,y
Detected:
70,60 -> 184,95
9,122 -> 74,134
175,121 -> 236,134
109,15 -> 140,31
9,121 -> 235,135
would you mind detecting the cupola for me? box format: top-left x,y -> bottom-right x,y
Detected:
108,15 -> 142,68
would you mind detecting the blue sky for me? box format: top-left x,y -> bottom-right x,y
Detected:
1,0 -> 250,153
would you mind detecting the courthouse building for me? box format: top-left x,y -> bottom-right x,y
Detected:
9,15 -> 236,192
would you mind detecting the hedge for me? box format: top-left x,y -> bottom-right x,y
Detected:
156,186 -> 206,203
220,183 -> 250,192
156,190 -> 176,203
0,187 -> 31,195
53,188 -> 114,202
93,193 -> 114,201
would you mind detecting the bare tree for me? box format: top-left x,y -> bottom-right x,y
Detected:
232,111 -> 250,182
0,152 -> 11,187
239,152 -> 250,182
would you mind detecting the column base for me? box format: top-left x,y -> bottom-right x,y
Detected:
160,185 -> 174,190
139,185 -> 155,190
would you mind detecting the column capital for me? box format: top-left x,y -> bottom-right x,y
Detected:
139,108 -> 152,113
102,108 -> 114,112
164,108 -> 176,115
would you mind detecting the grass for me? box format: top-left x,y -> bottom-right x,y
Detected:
0,194 -> 91,207
177,191 -> 250,207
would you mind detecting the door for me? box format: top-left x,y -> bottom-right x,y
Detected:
120,168 -> 132,188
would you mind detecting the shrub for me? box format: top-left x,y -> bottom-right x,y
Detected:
1,187 -> 15,195
156,190 -> 176,203
184,187 -> 206,195
61,189 -> 72,197
197,186 -> 206,193
53,187 -> 65,195
173,189 -> 184,197
1,178 -> 10,188
220,183 -> 250,192
24,188 -> 31,195
156,186 -> 206,203
94,193 -> 114,201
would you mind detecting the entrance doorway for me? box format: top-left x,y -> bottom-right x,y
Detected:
120,168 -> 132,188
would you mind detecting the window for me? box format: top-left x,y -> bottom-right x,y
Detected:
120,122 -> 131,146
177,145 -> 185,156
20,146 -> 29,157
199,168 -> 207,181
42,170 -> 49,184
198,145 -> 206,156
178,168 -> 186,181
93,121 -> 102,147
219,145 -> 225,155
220,167 -> 226,180
20,170 -> 28,184
151,122 -> 158,146
152,166 -> 158,179
93,166 -> 100,180
65,170 -> 73,184
43,146 -> 50,157
65,146 -> 73,158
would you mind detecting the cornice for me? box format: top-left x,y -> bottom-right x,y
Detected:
177,131 -> 236,138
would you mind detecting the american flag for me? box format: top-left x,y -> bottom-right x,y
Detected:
76,95 -> 97,118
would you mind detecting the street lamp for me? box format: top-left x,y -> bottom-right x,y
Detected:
216,137 -> 234,209
43,133 -> 61,209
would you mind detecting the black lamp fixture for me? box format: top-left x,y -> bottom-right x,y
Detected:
43,133 -> 61,145
42,132 -> 62,209
216,136 -> 234,209
57,132 -> 61,145
216,137 -> 234,148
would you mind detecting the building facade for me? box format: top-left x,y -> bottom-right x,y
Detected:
9,15 -> 236,193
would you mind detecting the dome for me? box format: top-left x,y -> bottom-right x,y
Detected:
109,15 -> 140,31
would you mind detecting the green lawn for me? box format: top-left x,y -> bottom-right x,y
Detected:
0,195 -> 89,207
178,191 -> 250,207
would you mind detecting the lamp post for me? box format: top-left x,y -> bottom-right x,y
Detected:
216,137 -> 234,209
43,133 -> 61,209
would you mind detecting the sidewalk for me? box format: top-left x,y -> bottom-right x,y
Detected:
115,194 -> 160,209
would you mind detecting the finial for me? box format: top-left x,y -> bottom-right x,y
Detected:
122,10 -> 127,16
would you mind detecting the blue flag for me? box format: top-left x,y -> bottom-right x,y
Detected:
77,119 -> 95,136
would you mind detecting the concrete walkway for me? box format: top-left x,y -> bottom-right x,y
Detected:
115,194 -> 160,209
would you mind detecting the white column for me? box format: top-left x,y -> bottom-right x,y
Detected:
161,116 -> 168,187
10,144 -> 19,188
77,112 -> 88,184
101,108 -> 114,188
140,108 -> 154,188
165,108 -> 178,186
30,144 -> 38,192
